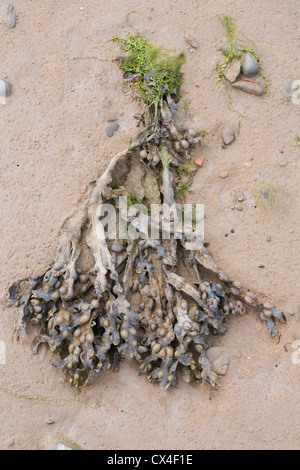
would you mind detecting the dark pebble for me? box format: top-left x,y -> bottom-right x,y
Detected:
221,143 -> 228,150
105,123 -> 119,137
258,264 -> 265,268
266,236 -> 271,242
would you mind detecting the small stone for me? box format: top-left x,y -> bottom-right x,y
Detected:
237,193 -> 246,202
221,142 -> 228,150
277,154 -> 288,167
181,139 -> 189,149
235,206 -> 243,211
194,154 -> 205,167
221,128 -> 235,145
225,58 -> 241,83
261,189 -> 270,199
219,170 -> 229,178
266,236 -> 271,242
46,418 -> 54,425
119,111 -> 124,116
287,310 -> 295,316
111,243 -> 124,253
185,35 -> 199,49
241,52 -> 260,78
285,82 -> 293,95
105,122 -> 119,137
232,77 -> 265,96
258,264 -> 265,268
6,438 -> 15,448
206,347 -> 230,375
0,79 -> 12,97
221,42 -> 244,57
232,349 -> 242,358
6,4 -> 16,28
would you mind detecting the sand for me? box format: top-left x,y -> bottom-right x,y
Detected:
0,0 -> 299,450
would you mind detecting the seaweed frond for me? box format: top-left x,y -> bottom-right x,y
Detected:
111,32 -> 185,105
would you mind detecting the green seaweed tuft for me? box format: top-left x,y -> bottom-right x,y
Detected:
111,32 -> 185,105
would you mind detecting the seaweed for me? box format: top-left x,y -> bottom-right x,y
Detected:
111,32 -> 185,104
8,32 -> 285,390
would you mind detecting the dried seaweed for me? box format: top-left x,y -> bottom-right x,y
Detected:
8,33 -> 285,389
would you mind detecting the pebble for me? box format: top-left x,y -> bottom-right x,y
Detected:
288,310 -> 295,316
232,78 -> 265,96
6,438 -> 15,448
237,193 -> 246,202
0,79 -> 12,97
46,418 -> 54,425
221,128 -> 235,145
111,243 -> 124,253
221,142 -> 227,150
181,139 -> 189,149
206,347 -> 230,375
277,154 -> 288,167
6,4 -> 16,28
235,206 -> 243,211
266,236 -> 271,242
105,122 -> 119,137
184,35 -> 199,49
258,264 -> 265,268
241,52 -> 260,78
261,189 -> 270,199
194,154 -> 205,167
232,349 -> 242,358
285,82 -> 293,95
219,170 -> 229,178
225,58 -> 241,83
